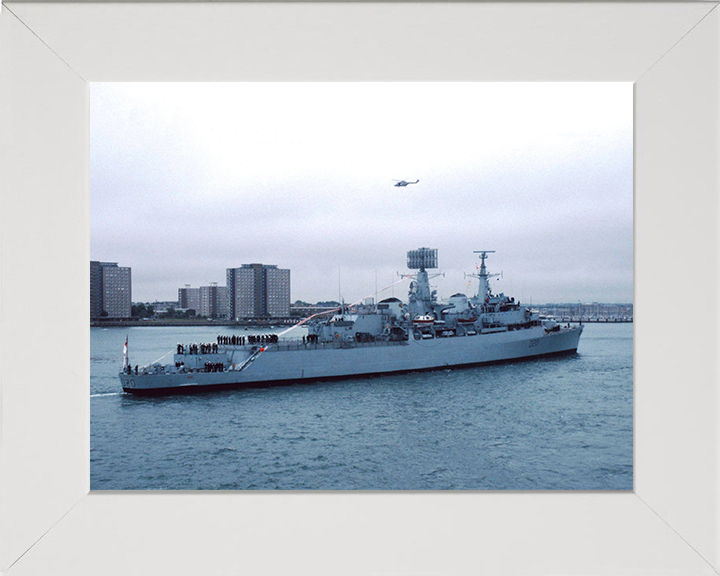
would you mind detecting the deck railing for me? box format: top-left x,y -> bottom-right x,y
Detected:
265,339 -> 409,352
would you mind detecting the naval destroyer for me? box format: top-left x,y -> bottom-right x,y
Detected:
119,249 -> 583,395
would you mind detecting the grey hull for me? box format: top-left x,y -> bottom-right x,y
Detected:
119,326 -> 582,396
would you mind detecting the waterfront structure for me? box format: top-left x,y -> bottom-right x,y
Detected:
535,303 -> 633,322
90,261 -> 131,318
149,301 -> 178,316
226,263 -> 291,319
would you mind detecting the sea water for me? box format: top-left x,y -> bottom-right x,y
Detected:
91,323 -> 632,490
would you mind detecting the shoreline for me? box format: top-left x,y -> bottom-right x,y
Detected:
91,319 -> 301,328
91,317 -> 632,329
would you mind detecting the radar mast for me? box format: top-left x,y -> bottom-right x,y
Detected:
405,247 -> 441,317
468,250 -> 499,301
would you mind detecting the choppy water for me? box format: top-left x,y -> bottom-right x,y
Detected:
91,323 -> 632,490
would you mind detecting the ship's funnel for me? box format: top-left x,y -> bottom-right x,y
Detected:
407,247 -> 438,270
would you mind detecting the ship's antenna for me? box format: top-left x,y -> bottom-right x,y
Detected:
150,348 -> 175,366
375,269 -> 378,307
277,274 -> 411,338
471,250 -> 497,299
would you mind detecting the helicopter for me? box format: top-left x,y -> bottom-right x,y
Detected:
393,179 -> 420,187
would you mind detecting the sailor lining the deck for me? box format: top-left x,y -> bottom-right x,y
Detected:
204,362 -> 223,372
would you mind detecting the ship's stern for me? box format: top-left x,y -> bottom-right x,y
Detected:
118,371 -> 139,392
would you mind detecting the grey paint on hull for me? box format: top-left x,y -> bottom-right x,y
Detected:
120,326 -> 582,395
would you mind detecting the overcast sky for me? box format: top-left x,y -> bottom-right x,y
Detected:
91,83 -> 633,305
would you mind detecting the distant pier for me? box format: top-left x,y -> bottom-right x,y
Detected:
560,317 -> 632,323
91,317 -> 302,328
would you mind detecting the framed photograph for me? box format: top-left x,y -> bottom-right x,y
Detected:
89,81 -> 633,492
1,2 -> 718,574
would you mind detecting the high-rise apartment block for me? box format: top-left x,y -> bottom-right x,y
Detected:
178,284 -> 228,318
200,284 -> 228,318
226,264 -> 290,319
90,261 -> 132,318
178,286 -> 201,312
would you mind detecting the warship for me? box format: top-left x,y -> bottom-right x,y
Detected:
119,249 -> 583,395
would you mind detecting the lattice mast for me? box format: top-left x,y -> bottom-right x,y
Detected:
466,250 -> 500,301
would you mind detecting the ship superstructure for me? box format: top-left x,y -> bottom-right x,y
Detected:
119,249 -> 583,395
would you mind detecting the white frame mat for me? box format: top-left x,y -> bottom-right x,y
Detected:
1,2 -> 719,575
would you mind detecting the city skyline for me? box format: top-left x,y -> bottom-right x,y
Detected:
128,266 -> 634,308
91,83 -> 633,304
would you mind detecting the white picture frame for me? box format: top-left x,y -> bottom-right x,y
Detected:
1,2 -> 718,574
